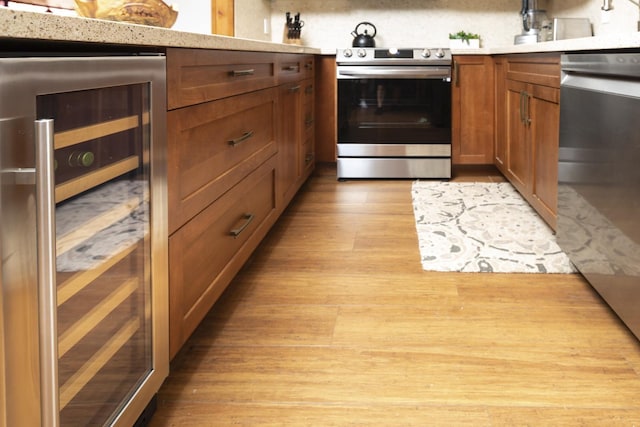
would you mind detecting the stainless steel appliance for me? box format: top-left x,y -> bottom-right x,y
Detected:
557,52 -> 640,342
552,18 -> 592,41
0,54 -> 168,426
515,0 -> 551,44
336,47 -> 452,179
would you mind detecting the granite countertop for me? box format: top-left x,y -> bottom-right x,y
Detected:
0,8 -> 321,54
1,8 -> 639,55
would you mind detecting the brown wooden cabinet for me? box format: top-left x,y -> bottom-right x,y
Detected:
168,156 -> 277,357
499,53 -> 560,229
493,56 -> 507,171
314,55 -> 337,162
276,54 -> 315,209
277,80 -> 302,206
165,48 -> 313,358
166,87 -> 277,234
166,48 -> 276,110
451,55 -> 495,165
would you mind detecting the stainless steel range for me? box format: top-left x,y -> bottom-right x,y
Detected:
336,47 -> 452,179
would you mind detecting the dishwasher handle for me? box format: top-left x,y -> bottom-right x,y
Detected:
561,53 -> 640,78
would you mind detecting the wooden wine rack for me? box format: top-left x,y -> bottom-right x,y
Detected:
54,114 -> 141,203
54,116 -> 139,150
57,219 -> 147,412
53,111 -> 149,416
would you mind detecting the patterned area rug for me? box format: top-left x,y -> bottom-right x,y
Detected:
411,181 -> 576,273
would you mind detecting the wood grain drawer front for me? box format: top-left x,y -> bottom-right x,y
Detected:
169,156 -> 277,357
277,54 -> 314,84
303,100 -> 314,140
168,87 -> 277,234
303,79 -> 314,104
167,48 -> 277,109
303,56 -> 315,78
303,78 -> 314,139
303,137 -> 315,176
506,53 -> 561,88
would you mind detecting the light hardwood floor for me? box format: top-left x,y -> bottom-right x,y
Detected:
149,164 -> 640,426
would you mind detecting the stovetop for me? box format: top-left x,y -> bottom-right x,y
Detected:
336,47 -> 452,65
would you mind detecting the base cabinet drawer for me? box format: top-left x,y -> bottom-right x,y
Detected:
167,48 -> 277,110
167,87 -> 277,234
168,156 -> 278,358
277,54 -> 314,84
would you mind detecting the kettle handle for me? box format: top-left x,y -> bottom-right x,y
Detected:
354,21 -> 377,37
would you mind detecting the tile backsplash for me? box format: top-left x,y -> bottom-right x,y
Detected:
234,0 -> 640,48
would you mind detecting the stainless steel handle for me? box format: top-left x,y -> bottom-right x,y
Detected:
519,91 -> 526,124
283,65 -> 299,72
229,213 -> 254,238
230,69 -> 255,77
35,119 -> 60,427
337,66 -> 451,80
523,91 -> 531,125
288,85 -> 301,93
228,131 -> 254,146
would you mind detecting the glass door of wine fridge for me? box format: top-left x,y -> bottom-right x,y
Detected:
0,55 -> 168,427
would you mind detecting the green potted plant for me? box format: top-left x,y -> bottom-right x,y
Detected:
449,31 -> 480,49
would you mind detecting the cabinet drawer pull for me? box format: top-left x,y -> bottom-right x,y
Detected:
524,92 -> 531,125
228,131 -> 254,146
230,69 -> 255,77
288,85 -> 301,93
305,117 -> 314,126
283,65 -> 299,72
229,213 -> 254,238
304,85 -> 313,94
305,153 -> 314,164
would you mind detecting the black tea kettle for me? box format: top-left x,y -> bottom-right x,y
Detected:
351,22 -> 377,47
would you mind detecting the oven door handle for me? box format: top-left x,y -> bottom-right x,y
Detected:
337,66 -> 451,80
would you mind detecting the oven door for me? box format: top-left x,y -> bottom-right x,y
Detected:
336,65 -> 451,178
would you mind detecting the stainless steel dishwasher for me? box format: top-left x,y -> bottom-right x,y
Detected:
557,52 -> 640,341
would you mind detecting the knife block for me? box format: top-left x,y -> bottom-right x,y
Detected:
283,24 -> 302,45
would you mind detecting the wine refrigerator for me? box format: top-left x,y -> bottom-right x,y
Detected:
0,54 -> 168,426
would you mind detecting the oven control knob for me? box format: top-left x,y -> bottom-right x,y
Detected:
343,49 -> 353,58
421,49 -> 431,58
435,48 -> 445,58
357,49 -> 367,58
